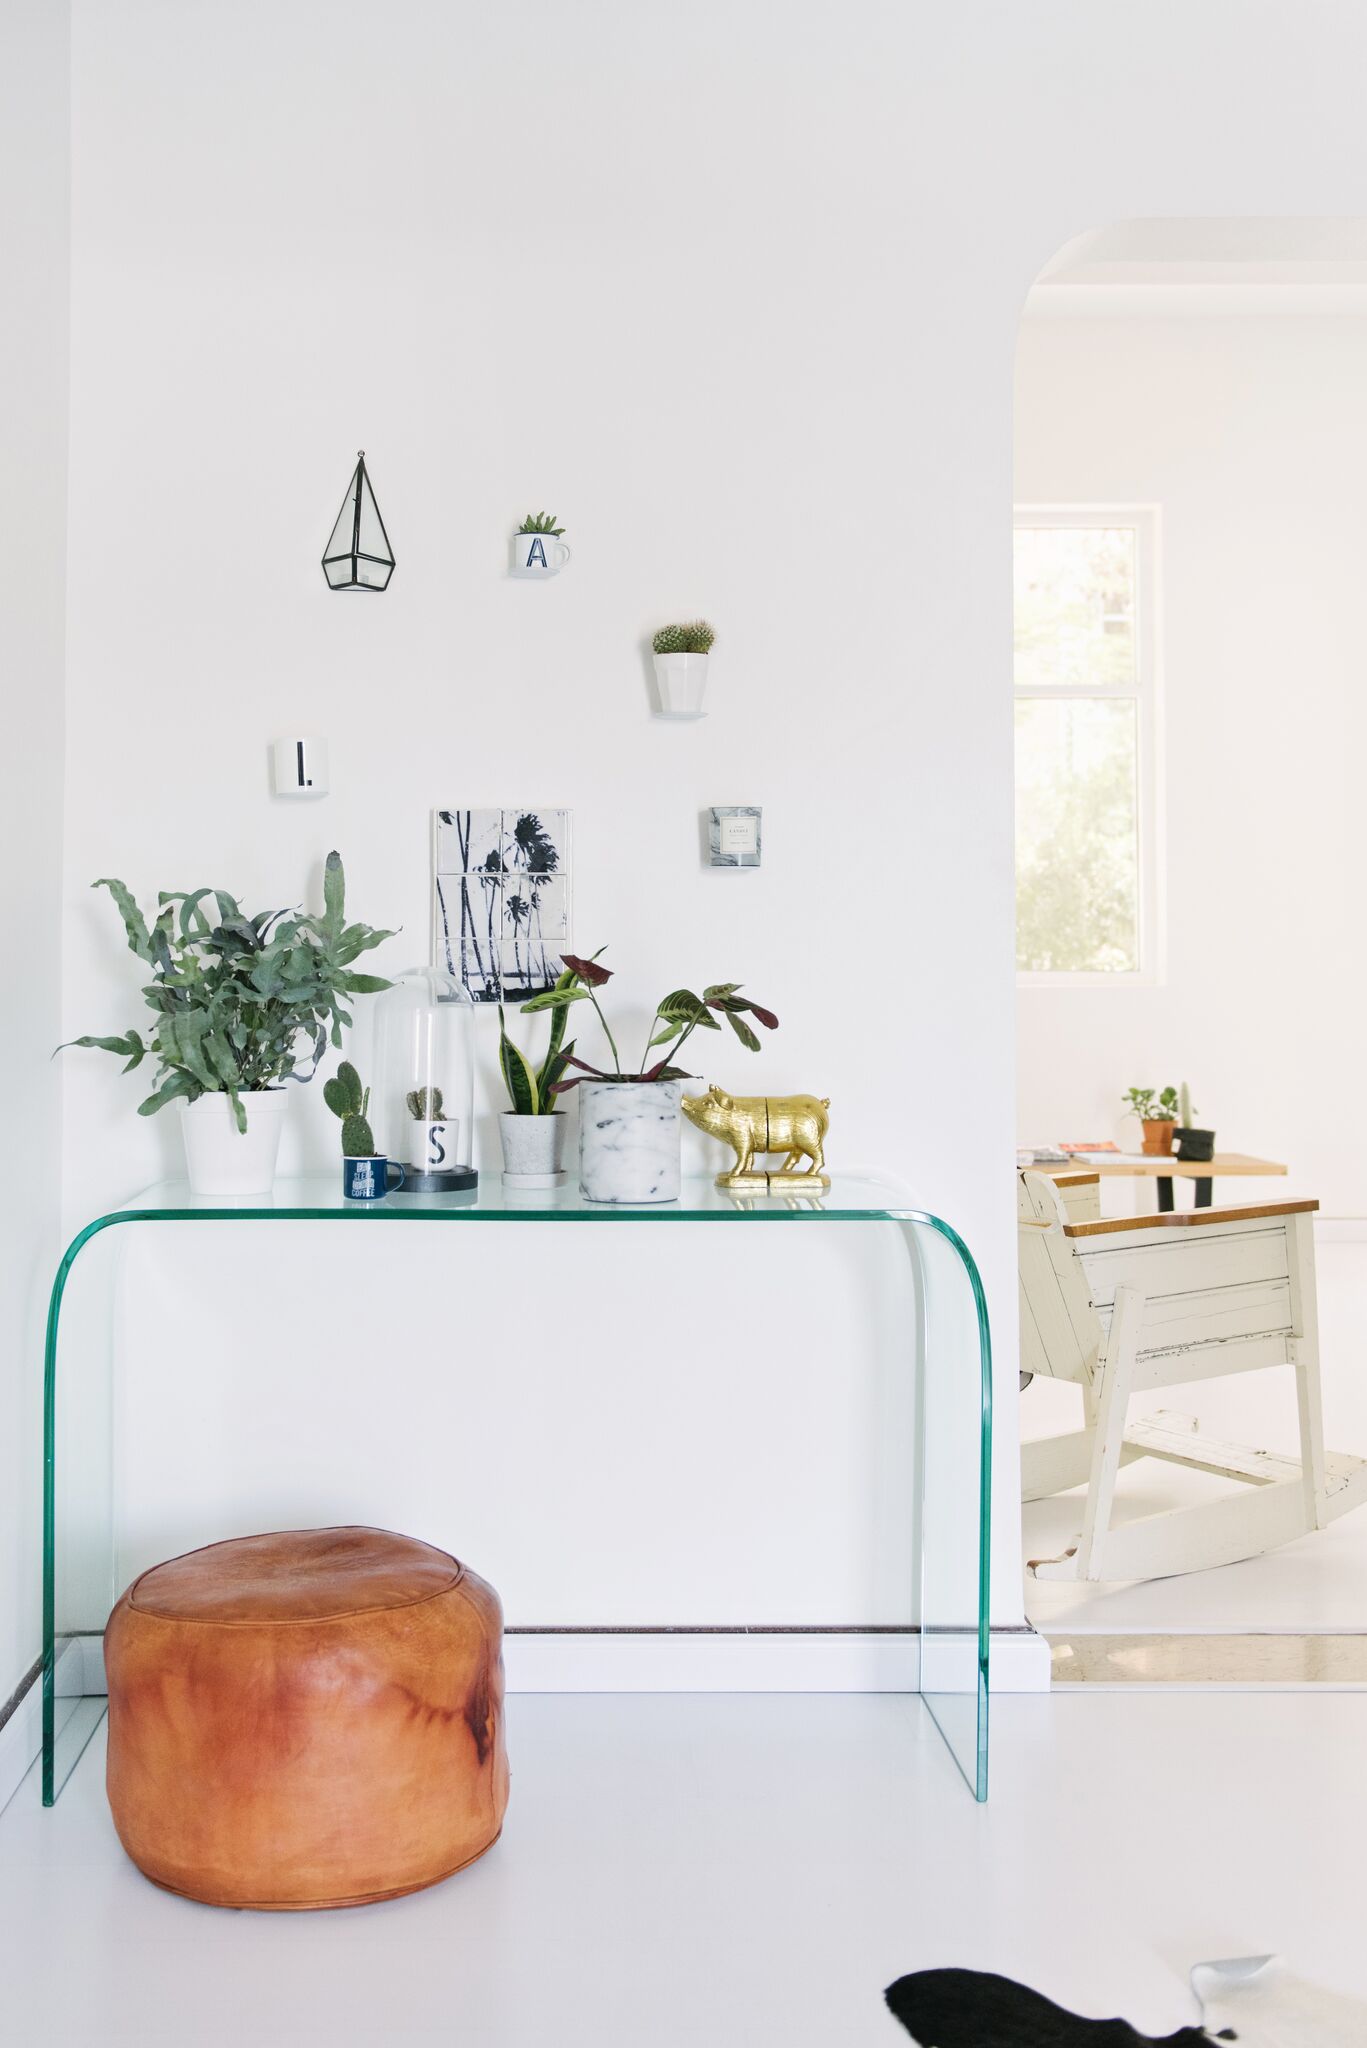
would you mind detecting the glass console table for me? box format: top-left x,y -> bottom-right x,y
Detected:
43,1174 -> 991,1804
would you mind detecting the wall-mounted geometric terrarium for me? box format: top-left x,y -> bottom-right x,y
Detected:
322,450 -> 395,591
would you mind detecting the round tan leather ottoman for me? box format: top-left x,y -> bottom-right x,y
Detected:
104,1526 -> 509,1910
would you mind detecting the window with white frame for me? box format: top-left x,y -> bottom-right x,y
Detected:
1014,508 -> 1160,981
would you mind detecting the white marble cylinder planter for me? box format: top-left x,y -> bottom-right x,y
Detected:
499,1111 -> 568,1189
578,1080 -> 681,1204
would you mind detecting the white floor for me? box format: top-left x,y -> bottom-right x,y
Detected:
3,1691 -> 1367,2045
1024,1235 -> 1367,1631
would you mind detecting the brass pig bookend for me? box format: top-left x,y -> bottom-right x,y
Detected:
681,1085 -> 831,1192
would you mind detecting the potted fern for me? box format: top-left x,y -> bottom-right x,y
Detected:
60,852 -> 393,1195
652,620 -> 715,716
496,975 -> 577,1187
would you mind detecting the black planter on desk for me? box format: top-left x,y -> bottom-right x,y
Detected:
1174,1126 -> 1216,1162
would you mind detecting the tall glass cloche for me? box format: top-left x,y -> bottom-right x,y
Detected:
371,964 -> 478,1192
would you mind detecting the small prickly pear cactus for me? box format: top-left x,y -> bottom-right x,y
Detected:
406,1086 -> 444,1120
652,624 -> 687,655
324,1059 -> 376,1156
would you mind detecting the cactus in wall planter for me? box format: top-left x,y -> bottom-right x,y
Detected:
325,1061 -> 376,1156
651,620 -> 717,717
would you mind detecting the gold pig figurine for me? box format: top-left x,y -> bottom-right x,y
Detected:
681,1085 -> 831,1191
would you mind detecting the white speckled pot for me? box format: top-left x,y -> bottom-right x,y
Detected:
499,1111 -> 567,1188
578,1080 -> 681,1204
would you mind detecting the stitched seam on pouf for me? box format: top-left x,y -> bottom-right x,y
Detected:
124,1528 -> 465,1623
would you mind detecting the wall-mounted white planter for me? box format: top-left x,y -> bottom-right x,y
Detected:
179,1089 -> 288,1196
510,532 -> 571,578
653,652 -> 710,719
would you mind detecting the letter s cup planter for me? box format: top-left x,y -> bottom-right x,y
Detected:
578,1080 -> 682,1204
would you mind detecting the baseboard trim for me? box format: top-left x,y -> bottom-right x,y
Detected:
0,1659 -> 43,1819
0,1626 -> 1048,1810
0,1642 -> 95,1818
503,1625 -> 1049,1693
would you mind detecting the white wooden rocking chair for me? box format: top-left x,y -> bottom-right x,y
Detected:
1018,1170 -> 1367,1582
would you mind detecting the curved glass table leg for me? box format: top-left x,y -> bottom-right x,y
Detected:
43,1179 -> 992,1805
43,1215 -> 124,1804
899,1216 -> 992,1802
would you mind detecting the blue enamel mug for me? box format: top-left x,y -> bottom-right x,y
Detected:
342,1155 -> 405,1200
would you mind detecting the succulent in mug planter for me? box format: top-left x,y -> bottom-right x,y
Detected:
651,621 -> 716,716
511,512 -> 570,577
58,852 -> 394,1196
325,1061 -> 376,1156
520,950 -> 778,1203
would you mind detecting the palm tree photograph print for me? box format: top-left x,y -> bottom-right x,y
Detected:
434,808 -> 572,1003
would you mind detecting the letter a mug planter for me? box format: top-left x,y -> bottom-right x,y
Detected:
510,532 -> 571,578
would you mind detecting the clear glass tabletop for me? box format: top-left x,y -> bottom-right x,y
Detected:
43,1174 -> 990,1802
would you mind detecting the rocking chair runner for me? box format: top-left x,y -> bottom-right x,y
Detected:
1018,1171 -> 1367,1582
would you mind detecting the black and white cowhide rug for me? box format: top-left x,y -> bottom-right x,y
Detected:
885,1969 -> 1208,2046
885,1957 -> 1367,2045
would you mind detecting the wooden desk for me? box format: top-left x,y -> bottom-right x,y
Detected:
1033,1152 -> 1287,1214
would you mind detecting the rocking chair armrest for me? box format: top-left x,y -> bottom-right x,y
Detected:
1063,1198 -> 1319,1239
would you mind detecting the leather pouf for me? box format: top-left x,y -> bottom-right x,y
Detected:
104,1526 -> 509,1910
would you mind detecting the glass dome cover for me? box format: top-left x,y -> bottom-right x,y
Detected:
371,964 -> 477,1192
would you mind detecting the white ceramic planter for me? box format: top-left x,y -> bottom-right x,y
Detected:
499,1112 -> 568,1189
408,1116 -> 460,1174
652,652 -> 709,717
510,532 -> 571,578
578,1080 -> 681,1204
179,1089 -> 288,1196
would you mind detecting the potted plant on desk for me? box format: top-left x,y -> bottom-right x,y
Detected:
522,951 -> 778,1203
1121,1085 -> 1181,1156
60,852 -> 393,1196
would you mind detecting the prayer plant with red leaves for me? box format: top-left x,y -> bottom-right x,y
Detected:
517,950 -> 778,1095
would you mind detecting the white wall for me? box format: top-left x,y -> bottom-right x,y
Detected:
42,0 -> 1367,1680
1017,311 -> 1367,1217
1,0 -> 68,1710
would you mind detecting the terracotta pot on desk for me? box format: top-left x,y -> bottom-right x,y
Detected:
1140,1119 -> 1175,1156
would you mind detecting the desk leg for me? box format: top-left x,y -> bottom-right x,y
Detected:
1157,1178 -> 1175,1213
1194,1177 -> 1213,1207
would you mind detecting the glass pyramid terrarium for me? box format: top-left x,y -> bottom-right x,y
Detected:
322,450 -> 395,590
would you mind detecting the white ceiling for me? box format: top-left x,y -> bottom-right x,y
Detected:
1027,219 -> 1367,317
